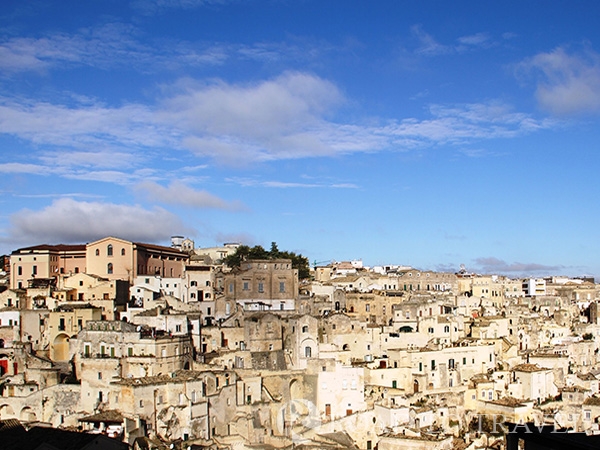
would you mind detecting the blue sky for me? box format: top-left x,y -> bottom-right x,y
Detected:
1,0 -> 600,278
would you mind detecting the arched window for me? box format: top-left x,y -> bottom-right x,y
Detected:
95,249 -> 99,256
302,325 -> 309,333
107,263 -> 113,274
206,281 -> 211,286
107,244 -> 113,256
121,248 -> 125,256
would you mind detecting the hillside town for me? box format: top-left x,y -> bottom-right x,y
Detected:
1,236 -> 600,449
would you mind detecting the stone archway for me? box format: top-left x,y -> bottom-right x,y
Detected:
20,406 -> 37,422
0,404 -> 15,419
290,379 -> 302,401
52,333 -> 70,361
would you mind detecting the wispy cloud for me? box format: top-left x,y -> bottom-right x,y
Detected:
0,97 -> 171,148
412,26 -> 495,56
0,23 -> 332,75
0,72 -> 555,174
411,25 -> 451,56
517,46 -> 600,116
227,177 -> 358,189
135,180 -> 247,210
474,256 -> 562,275
7,198 -> 188,245
0,22 -> 228,74
0,162 -> 50,175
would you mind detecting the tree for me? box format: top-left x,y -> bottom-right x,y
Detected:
223,242 -> 310,280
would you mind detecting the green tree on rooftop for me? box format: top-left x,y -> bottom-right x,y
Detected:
223,242 -> 310,280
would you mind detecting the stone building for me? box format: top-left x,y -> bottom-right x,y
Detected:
86,237 -> 189,282
9,244 -> 86,290
218,259 -> 298,311
48,303 -> 103,361
71,320 -> 194,384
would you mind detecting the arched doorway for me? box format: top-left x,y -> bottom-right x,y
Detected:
290,379 -> 302,401
52,333 -> 70,361
0,404 -> 15,419
413,379 -> 419,394
20,407 -> 37,422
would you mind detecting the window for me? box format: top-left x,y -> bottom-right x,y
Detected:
121,248 -> 125,256
32,265 -> 37,275
431,360 -> 436,370
366,304 -> 370,312
18,266 -> 22,276
107,263 -> 113,274
258,282 -> 264,293
302,325 -> 309,333
107,244 -> 113,256
243,281 -> 250,291
95,249 -> 99,256
305,346 -> 312,358
279,281 -> 285,293
191,281 -> 197,287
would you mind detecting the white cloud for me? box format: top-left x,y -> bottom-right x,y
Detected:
38,150 -> 139,170
0,162 -> 50,175
411,25 -> 451,56
0,22 -> 228,74
457,33 -> 491,47
161,72 -> 345,163
227,177 -> 359,189
519,47 -> 600,115
412,27 -> 495,56
8,198 -> 188,244
0,98 -> 171,148
0,73 -> 554,172
135,181 -> 246,210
